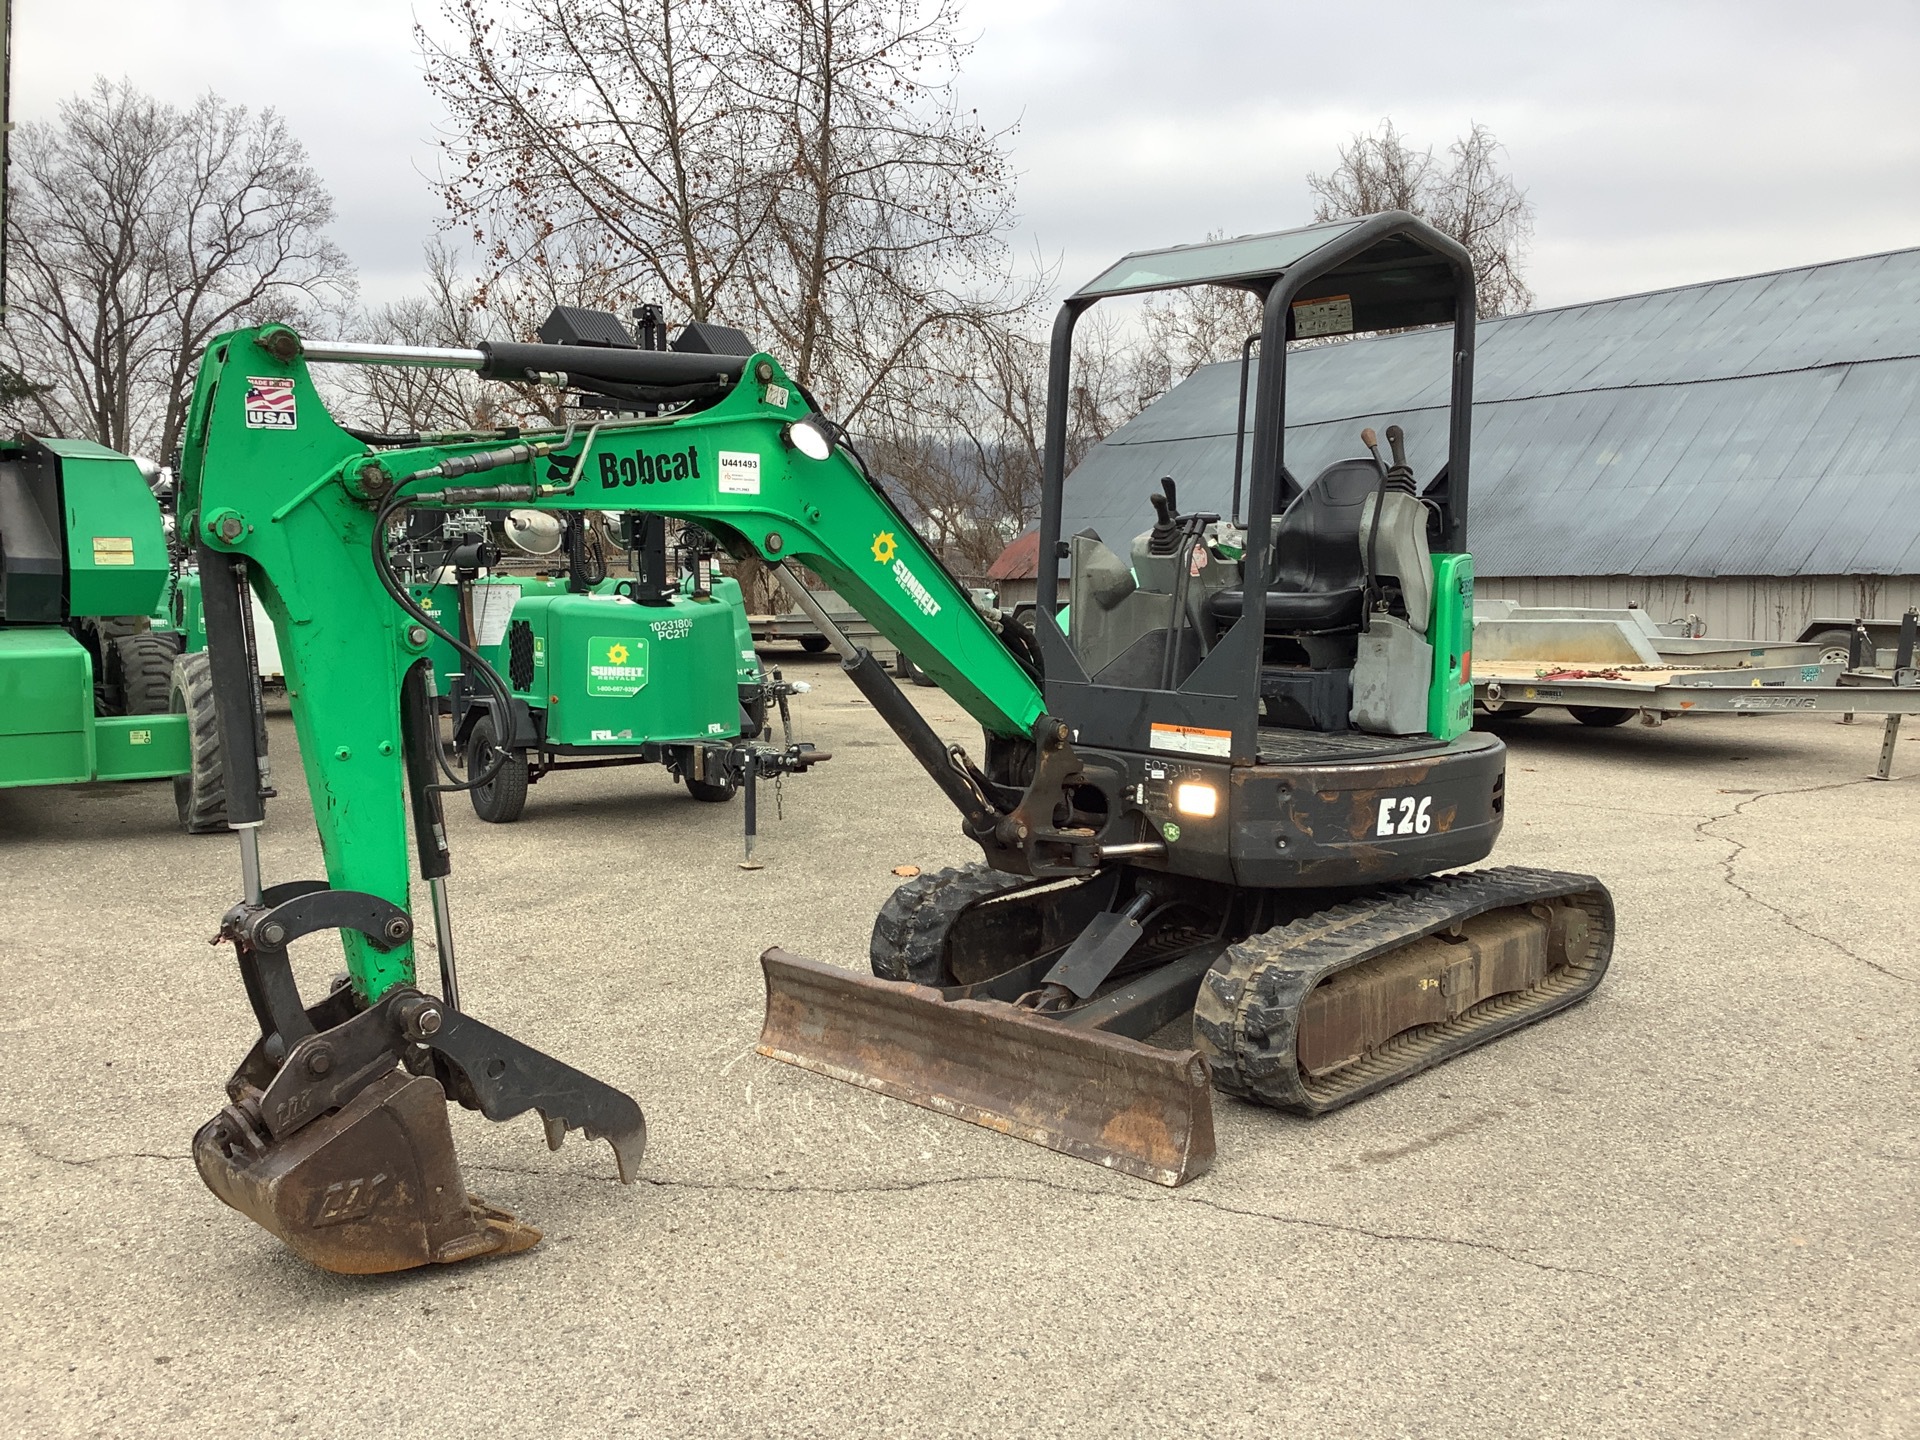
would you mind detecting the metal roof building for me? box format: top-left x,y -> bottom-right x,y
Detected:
1062,245 -> 1920,639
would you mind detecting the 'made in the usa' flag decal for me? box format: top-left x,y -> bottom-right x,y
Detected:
244,376 -> 298,430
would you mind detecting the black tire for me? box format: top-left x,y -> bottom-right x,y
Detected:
169,651 -> 230,833
115,631 -> 183,716
684,771 -> 737,803
870,863 -> 1028,985
1806,628 -> 1856,667
740,688 -> 768,740
1568,706 -> 1632,727
895,652 -> 937,688
799,635 -> 831,654
87,616 -> 143,713
465,714 -> 529,823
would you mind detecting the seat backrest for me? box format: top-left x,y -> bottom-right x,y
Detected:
1270,458 -> 1377,594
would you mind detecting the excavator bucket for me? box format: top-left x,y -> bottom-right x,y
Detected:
193,1070 -> 541,1275
756,949 -> 1216,1186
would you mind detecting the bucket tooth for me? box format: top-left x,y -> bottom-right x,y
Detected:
756,948 -> 1215,1186
193,1070 -> 540,1275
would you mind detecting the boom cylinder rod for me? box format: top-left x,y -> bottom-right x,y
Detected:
301,341 -> 486,369
769,564 -> 860,661
769,562 -> 1003,834
429,877 -> 460,1011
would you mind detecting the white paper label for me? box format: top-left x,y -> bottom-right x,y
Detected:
1291,293 -> 1354,338
718,450 -> 762,494
469,581 -> 520,647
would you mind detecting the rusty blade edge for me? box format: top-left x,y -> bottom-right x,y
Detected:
755,948 -> 1216,1188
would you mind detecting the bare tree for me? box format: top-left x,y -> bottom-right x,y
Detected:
0,79 -> 353,458
423,0 -> 757,327
424,0 -> 1040,431
1135,234 -> 1265,384
1308,118 -> 1534,316
327,242 -> 506,433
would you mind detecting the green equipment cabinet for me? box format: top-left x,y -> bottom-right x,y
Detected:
0,437 -> 195,794
438,569 -> 787,823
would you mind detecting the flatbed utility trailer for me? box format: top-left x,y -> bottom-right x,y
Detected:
1474,601 -> 1920,778
749,586 -> 892,659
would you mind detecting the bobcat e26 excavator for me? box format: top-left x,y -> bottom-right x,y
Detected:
177,212 -> 1613,1274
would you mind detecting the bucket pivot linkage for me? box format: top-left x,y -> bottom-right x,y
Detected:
192,880 -> 646,1275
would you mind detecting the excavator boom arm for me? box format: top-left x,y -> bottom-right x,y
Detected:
177,324 -> 1049,1002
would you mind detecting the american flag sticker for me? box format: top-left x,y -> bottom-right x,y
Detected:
244,376 -> 298,430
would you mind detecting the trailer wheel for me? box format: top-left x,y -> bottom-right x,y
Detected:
684,772 -> 737,803
1806,628 -> 1855,666
115,631 -> 183,715
1568,706 -> 1632,728
169,652 -> 230,833
800,635 -> 831,654
466,714 -> 529,823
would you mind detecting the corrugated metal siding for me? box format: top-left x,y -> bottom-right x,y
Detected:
1063,245 -> 1920,578
1475,574 -> 1920,643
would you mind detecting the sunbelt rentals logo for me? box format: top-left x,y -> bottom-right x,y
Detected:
871,531 -> 940,618
586,636 -> 649,697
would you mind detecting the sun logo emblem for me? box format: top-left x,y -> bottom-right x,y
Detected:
607,643 -> 630,665
871,531 -> 897,564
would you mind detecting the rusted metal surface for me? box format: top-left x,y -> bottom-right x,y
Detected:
193,1070 -> 541,1275
756,949 -> 1215,1186
1297,905 -> 1581,1076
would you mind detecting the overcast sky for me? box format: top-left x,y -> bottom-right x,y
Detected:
13,0 -> 1919,320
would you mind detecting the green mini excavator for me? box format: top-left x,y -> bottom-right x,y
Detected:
177,213 -> 1613,1274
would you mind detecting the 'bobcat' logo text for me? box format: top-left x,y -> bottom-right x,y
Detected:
599,445 -> 701,488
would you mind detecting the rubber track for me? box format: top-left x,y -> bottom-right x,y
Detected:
1193,866 -> 1613,1115
170,651 -> 230,833
869,863 -> 1033,985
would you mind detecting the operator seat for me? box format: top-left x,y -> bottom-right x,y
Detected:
1209,458 -> 1378,634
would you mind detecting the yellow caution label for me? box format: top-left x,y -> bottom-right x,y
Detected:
92,536 -> 135,565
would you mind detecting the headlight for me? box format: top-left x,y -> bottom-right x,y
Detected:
785,417 -> 835,462
1174,782 -> 1218,818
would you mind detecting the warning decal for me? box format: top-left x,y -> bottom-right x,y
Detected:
1149,722 -> 1232,758
244,376 -> 297,430
91,536 -> 135,566
1290,294 -> 1353,338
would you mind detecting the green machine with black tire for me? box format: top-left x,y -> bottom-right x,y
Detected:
0,435 -> 216,814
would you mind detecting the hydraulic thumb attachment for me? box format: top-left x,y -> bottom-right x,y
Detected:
193,940 -> 647,1274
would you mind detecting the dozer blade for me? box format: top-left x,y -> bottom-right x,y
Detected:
193,1070 -> 541,1275
756,948 -> 1215,1186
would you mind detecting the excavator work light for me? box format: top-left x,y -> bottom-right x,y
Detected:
785,417 -> 836,462
1175,783 -> 1218,818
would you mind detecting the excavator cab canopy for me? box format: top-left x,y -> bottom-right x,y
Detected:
1033,211 -> 1478,759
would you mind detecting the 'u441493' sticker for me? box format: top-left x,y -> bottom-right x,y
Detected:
718,450 -> 761,494
244,376 -> 297,429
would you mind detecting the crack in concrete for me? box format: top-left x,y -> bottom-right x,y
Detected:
0,1118 -> 191,1170
467,1162 -> 1612,1279
1695,779 -> 1914,985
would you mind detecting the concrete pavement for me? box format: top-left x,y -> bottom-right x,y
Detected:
2,657 -> 1915,1438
